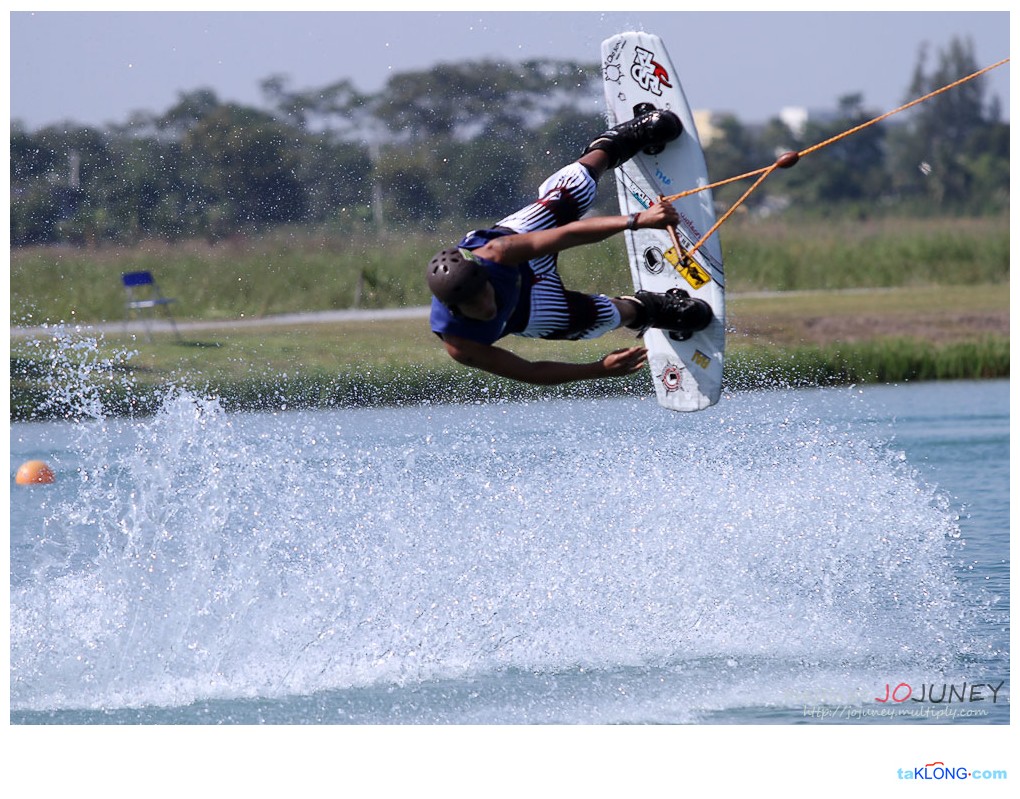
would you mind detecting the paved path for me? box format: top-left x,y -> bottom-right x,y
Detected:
8,289 -> 890,339
10,306 -> 432,338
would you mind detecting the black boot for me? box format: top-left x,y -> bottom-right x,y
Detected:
583,108 -> 683,170
620,288 -> 713,340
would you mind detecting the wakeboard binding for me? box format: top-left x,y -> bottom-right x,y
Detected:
621,288 -> 714,341
583,106 -> 683,169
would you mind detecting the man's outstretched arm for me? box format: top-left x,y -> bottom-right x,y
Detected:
476,200 -> 679,265
442,334 -> 647,386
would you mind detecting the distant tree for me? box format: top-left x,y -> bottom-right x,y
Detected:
10,183 -> 62,245
373,59 -> 599,141
960,119 -> 1009,211
533,107 -> 605,168
297,135 -> 373,224
372,147 -> 442,226
260,74 -> 370,137
8,53 -> 1009,249
180,105 -> 306,236
304,79 -> 374,137
101,136 -> 181,239
704,114 -> 774,210
260,74 -> 308,129
783,93 -> 888,210
10,123 -> 65,244
157,89 -> 223,137
887,36 -> 1005,210
756,116 -> 801,159
430,135 -> 526,221
10,121 -> 58,186
8,124 -> 120,244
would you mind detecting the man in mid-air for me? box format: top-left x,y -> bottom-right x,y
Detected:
426,108 -> 713,386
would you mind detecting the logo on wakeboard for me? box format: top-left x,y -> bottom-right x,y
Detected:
641,246 -> 666,275
631,47 -> 672,96
691,350 -> 712,370
658,362 -> 684,393
664,245 -> 711,290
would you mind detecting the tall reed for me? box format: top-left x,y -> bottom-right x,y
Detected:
11,215 -> 1009,326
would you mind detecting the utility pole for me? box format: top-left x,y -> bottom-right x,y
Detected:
368,139 -> 384,230
68,149 -> 81,189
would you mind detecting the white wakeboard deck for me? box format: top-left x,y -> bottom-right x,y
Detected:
601,31 -> 725,412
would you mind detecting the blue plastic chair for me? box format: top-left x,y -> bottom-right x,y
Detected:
121,271 -> 180,340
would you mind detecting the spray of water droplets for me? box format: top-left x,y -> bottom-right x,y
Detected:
10,331 -> 971,714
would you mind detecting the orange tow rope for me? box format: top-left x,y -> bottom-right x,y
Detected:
658,56 -> 1010,263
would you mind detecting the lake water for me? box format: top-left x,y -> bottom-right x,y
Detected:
10,363 -> 1009,726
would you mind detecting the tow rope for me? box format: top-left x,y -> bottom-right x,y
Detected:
654,56 -> 1009,264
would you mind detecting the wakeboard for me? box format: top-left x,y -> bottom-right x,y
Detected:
600,31 -> 725,412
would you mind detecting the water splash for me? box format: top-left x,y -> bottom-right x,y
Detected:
10,334 -> 971,717
36,325 -> 140,414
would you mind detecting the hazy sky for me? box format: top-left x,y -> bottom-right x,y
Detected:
9,7 -> 1011,131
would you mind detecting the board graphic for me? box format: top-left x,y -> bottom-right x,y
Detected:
601,31 -> 725,411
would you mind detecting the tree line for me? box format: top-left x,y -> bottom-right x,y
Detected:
10,37 -> 1008,247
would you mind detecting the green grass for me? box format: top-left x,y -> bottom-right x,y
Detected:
721,215 -> 1010,291
10,214 -> 1010,326
726,338 -> 1010,391
9,230 -> 437,326
10,285 -> 1009,422
10,215 -> 1010,420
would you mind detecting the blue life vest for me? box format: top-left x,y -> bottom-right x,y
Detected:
429,228 -> 533,345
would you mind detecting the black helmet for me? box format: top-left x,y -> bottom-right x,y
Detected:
426,248 -> 488,308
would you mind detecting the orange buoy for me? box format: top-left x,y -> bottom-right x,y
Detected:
16,460 -> 55,485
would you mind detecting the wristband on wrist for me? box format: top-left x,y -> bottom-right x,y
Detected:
627,212 -> 640,231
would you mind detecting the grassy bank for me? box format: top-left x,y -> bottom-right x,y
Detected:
10,214 -> 1010,326
10,285 -> 1009,422
10,215 -> 1009,420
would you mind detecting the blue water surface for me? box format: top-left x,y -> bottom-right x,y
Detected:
10,373 -> 1009,725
